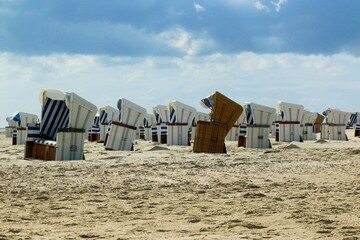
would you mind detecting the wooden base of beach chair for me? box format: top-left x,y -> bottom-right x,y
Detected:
152,134 -> 158,142
105,121 -> 137,151
25,141 -> 56,161
355,129 -> 360,137
278,121 -> 301,142
193,121 -> 227,153
160,135 -> 167,144
167,124 -> 189,146
246,126 -> 270,148
238,136 -> 246,147
88,133 -> 100,142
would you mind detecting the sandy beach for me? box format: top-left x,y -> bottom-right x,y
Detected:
0,131 -> 359,239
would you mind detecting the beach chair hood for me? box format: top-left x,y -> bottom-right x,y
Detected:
117,98 -> 146,128
244,102 -> 276,126
152,105 -> 169,124
168,100 -> 196,125
277,101 -> 304,122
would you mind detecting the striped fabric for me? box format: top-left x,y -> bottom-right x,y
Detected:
27,125 -> 40,141
41,98 -> 69,140
89,125 -> 100,133
239,124 -> 247,136
160,125 -> 167,135
34,139 -> 57,146
356,124 -> 360,130
143,118 -> 149,127
170,107 -> 177,124
99,110 -> 108,124
155,113 -> 162,124
151,126 -> 158,135
246,105 -> 254,125
191,117 -> 196,127
12,113 -> 21,127
200,97 -> 215,109
93,116 -> 100,126
347,113 -> 357,128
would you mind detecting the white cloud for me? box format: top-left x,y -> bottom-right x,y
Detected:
1,52 -> 360,127
254,0 -> 269,11
194,3 -> 205,13
272,0 -> 287,12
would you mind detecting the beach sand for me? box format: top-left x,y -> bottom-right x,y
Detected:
0,131 -> 359,239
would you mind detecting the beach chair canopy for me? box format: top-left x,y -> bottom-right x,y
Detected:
277,101 -> 304,122
244,102 -> 276,126
323,108 -> 350,125
301,110 -> 318,125
6,116 -> 18,127
168,100 -> 196,125
199,91 -> 243,133
98,105 -> 119,124
143,114 -> 155,127
93,113 -> 100,126
10,112 -> 38,128
347,112 -> 358,127
39,89 -> 97,140
117,98 -> 146,128
152,105 -> 169,124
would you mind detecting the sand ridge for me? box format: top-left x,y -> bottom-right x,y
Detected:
0,131 -> 359,239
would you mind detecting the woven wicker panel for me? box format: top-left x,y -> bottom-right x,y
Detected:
315,113 -> 325,133
211,91 -> 243,134
193,121 -> 227,153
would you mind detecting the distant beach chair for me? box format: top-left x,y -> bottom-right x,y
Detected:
167,101 -> 196,146
355,112 -> 360,137
300,110 -> 318,141
104,98 -> 146,151
5,116 -> 17,138
191,112 -> 211,141
226,111 -> 246,142
139,114 -> 155,141
10,112 -> 39,145
321,108 -> 350,141
88,114 -> 100,142
193,91 -> 243,153
277,101 -> 304,142
151,105 -> 170,144
347,112 -> 357,129
24,89 -> 97,160
243,102 -> 275,148
98,106 -> 119,143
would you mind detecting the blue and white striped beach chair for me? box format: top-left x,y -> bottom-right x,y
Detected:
321,108 -> 350,141
139,114 -> 155,140
167,101 -> 196,146
24,89 -> 97,160
105,98 -> 146,151
88,114 -> 100,142
151,105 -> 169,144
98,106 -> 119,143
347,113 -> 357,129
277,101 -> 304,142
10,112 -> 39,145
243,102 -> 275,148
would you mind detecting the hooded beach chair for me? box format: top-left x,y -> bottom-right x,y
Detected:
139,114 -> 155,140
88,113 -> 100,142
300,110 -> 318,141
226,111 -> 246,143
10,112 -> 39,145
98,105 -> 119,143
277,101 -> 304,142
151,105 -> 170,144
105,98 -> 146,151
191,112 -> 211,141
193,91 -> 243,153
24,89 -> 97,160
167,101 -> 196,146
355,112 -> 360,137
321,108 -> 350,140
243,102 -> 276,148
5,116 -> 17,138
347,112 -> 357,129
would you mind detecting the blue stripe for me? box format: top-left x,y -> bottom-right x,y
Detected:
41,98 -> 69,140
170,108 -> 176,123
28,134 -> 40,138
28,126 -> 40,131
100,111 -> 108,124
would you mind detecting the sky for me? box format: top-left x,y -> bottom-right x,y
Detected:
1,0 -> 360,127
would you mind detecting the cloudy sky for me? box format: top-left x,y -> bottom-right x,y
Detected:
1,0 -> 360,126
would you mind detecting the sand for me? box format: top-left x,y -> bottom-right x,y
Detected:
0,131 -> 359,239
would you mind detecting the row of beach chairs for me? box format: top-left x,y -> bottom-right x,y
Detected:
4,89 -> 358,160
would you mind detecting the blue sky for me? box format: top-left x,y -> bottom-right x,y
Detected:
1,0 -> 360,126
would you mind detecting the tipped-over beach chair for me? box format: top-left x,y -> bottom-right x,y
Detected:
300,110 -> 318,141
243,102 -> 275,148
88,113 -> 100,142
193,91 -> 243,153
139,114 -> 155,140
321,108 -> 350,141
151,105 -> 170,144
10,112 -> 39,145
105,98 -> 146,151
314,113 -> 325,134
191,112 -> 211,141
24,89 -> 97,160
277,101 -> 304,142
166,101 -> 196,146
98,105 -> 119,143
